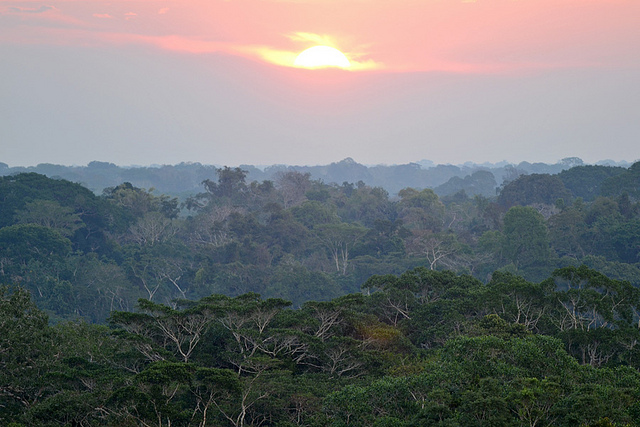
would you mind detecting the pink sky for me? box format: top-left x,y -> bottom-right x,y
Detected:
3,0 -> 639,72
1,0 -> 639,166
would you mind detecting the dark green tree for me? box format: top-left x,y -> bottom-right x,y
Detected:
499,173 -> 571,208
502,206 -> 551,269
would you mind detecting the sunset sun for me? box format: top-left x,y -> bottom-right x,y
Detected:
293,46 -> 351,69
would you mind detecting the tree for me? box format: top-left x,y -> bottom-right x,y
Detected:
15,199 -> 83,238
314,223 -> 368,275
66,255 -> 136,322
582,197 -> 624,259
610,219 -> 640,263
302,300 -> 346,341
600,161 -> 640,200
509,377 -> 562,427
203,167 -> 249,202
558,165 -> 625,201
108,361 -> 193,426
111,298 -> 214,363
0,224 -> 74,315
0,223 -> 71,264
185,167 -> 250,211
434,170 -> 498,198
547,266 -> 640,366
190,367 -> 241,427
339,184 -> 392,227
128,212 -> 177,246
0,286 -> 51,421
484,272 -> 549,332
275,171 -> 311,209
405,231 -> 460,270
498,174 -> 571,209
290,200 -> 339,229
502,206 -> 551,268
103,182 -> 180,220
195,293 -> 297,373
397,188 -> 445,232
548,204 -> 587,259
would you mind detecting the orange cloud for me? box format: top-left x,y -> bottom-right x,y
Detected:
96,31 -> 382,71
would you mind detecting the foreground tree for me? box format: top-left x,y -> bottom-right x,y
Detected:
0,286 -> 51,420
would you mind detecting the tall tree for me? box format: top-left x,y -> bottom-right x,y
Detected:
502,206 -> 551,268
498,173 -> 571,209
314,223 -> 368,275
275,171 -> 311,209
0,286 -> 51,421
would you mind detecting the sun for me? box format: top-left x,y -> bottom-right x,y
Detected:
293,46 -> 351,69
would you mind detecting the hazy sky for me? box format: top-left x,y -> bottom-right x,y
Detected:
1,0 -> 639,167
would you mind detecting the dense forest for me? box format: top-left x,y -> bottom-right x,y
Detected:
1,160 -> 640,425
1,162 -> 639,322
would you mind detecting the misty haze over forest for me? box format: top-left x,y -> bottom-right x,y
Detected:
0,157 -> 632,198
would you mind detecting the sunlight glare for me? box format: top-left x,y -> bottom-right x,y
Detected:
293,46 -> 351,69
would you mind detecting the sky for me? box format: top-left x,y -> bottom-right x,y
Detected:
1,0 -> 639,167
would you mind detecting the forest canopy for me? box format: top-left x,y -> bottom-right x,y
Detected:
0,162 -> 639,321
1,161 -> 640,425
3,265 -> 640,425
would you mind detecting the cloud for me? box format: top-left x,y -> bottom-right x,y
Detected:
95,31 -> 381,71
249,46 -> 298,68
158,8 -> 169,15
102,33 -> 228,54
8,5 -> 55,14
93,13 -> 113,19
283,32 -> 383,71
125,12 -> 137,20
287,32 -> 336,47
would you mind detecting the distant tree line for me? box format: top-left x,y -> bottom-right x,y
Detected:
1,156 -> 631,198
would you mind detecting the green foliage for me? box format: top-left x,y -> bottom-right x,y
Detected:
397,188 -> 445,232
548,203 -> 587,259
499,173 -> 572,208
15,199 -> 83,237
103,181 -> 179,219
4,262 -> 640,425
2,166 -> 640,325
600,161 -> 640,201
323,332 -> 640,426
558,165 -> 626,201
435,170 -> 498,198
502,206 -> 551,268
0,223 -> 71,262
291,200 -> 340,228
4,165 -> 640,425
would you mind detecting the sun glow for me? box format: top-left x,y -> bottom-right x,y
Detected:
293,46 -> 351,69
